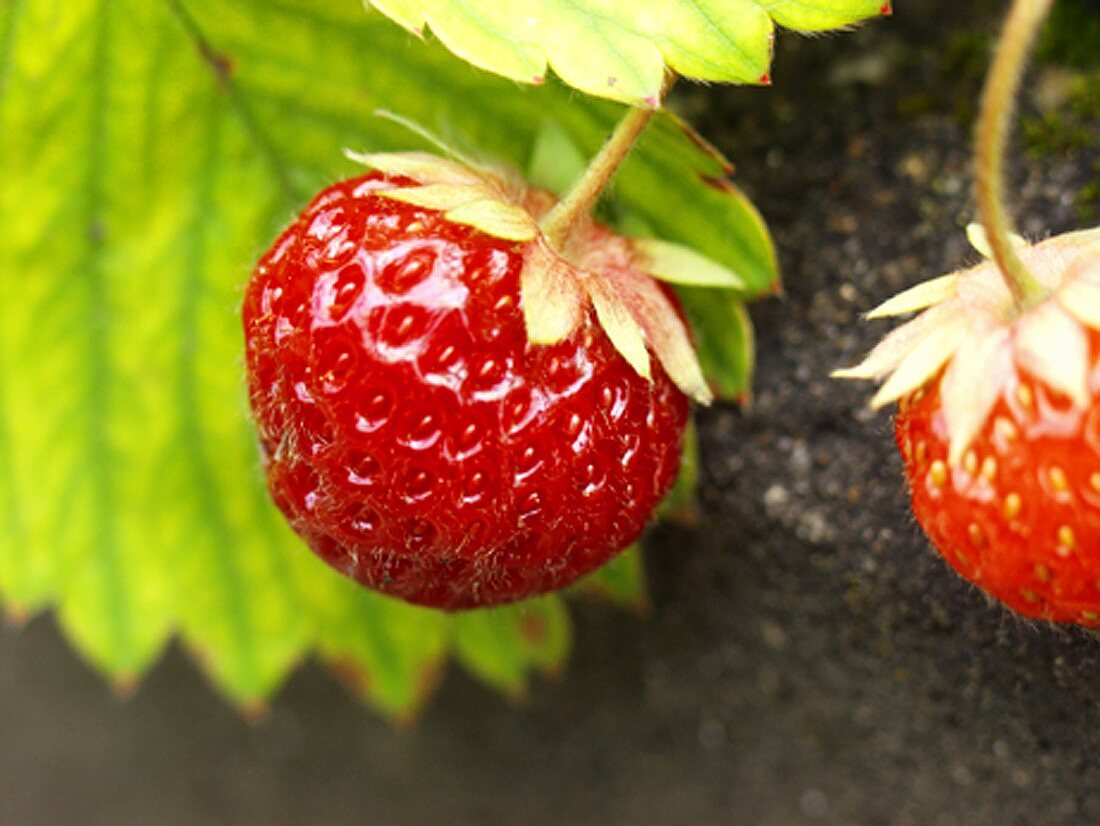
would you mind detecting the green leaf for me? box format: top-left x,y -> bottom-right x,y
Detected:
528,120 -> 588,195
366,0 -> 890,104
574,544 -> 648,611
676,289 -> 758,402
659,418 -> 700,525
0,0 -> 775,715
635,238 -> 748,289
314,576 -> 449,720
452,597 -> 571,697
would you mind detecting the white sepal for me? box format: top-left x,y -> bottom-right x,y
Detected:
870,314 -> 968,409
1057,245 -> 1100,325
615,267 -> 712,404
584,276 -> 652,381
1015,301 -> 1090,407
865,274 -> 959,319
344,150 -> 489,188
966,222 -> 1026,259
833,304 -> 958,381
444,199 -> 538,241
377,183 -> 485,212
941,326 -> 1012,465
520,241 -> 584,345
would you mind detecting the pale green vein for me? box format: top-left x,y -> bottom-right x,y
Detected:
0,0 -> 25,94
438,0 -> 540,77
0,0 -> 28,605
82,0 -> 132,669
165,0 -> 303,206
687,1 -> 758,72
556,0 -> 653,92
139,9 -> 174,201
178,90 -> 260,693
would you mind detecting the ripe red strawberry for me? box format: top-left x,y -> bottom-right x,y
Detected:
242,164 -> 705,610
839,227 -> 1100,626
896,366 -> 1100,625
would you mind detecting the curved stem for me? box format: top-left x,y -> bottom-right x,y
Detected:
540,84 -> 668,249
975,0 -> 1053,309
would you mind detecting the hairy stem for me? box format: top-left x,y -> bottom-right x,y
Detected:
975,0 -> 1053,309
540,87 -> 666,249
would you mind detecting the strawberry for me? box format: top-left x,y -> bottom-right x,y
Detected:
839,226 -> 1100,626
242,152 -> 719,610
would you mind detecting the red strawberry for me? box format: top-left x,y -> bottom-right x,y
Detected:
243,157 -> 712,610
895,365 -> 1100,625
839,226 -> 1100,626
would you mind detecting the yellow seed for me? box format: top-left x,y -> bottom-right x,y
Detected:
1004,492 -> 1022,519
929,460 -> 948,488
1016,383 -> 1033,409
1034,563 -> 1051,583
1049,466 -> 1069,492
967,523 -> 985,547
911,387 -> 924,404
1058,525 -> 1076,549
995,417 -> 1018,443
915,441 -> 928,464
1020,588 -> 1041,604
1091,473 -> 1100,493
1081,611 -> 1099,623
981,457 -> 997,482
963,450 -> 978,476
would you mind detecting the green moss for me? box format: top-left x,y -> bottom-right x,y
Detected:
1023,2 -> 1100,161
1022,112 -> 1094,157
941,30 -> 992,83
1076,161 -> 1100,223
1037,0 -> 1100,71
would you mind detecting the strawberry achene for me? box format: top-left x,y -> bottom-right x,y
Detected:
896,363 -> 1100,626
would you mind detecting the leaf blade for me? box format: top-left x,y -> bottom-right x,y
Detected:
0,0 -> 777,715
366,0 -> 888,103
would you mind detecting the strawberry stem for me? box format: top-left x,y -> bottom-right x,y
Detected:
975,0 -> 1052,310
540,84 -> 667,250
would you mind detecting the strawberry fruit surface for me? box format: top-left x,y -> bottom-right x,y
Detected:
896,366 -> 1100,626
840,228 -> 1100,626
243,172 -> 689,609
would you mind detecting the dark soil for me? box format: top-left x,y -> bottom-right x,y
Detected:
2,2 -> 1098,824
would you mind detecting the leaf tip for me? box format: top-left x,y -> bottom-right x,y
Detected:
389,658 -> 446,729
238,699 -> 270,724
831,365 -> 871,380
692,382 -> 715,406
504,681 -> 529,705
3,604 -> 30,629
343,148 -> 371,166
111,672 -> 141,700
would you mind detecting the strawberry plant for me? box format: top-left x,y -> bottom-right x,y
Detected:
839,0 -> 1100,625
0,0 -> 889,717
244,168 -> 697,609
